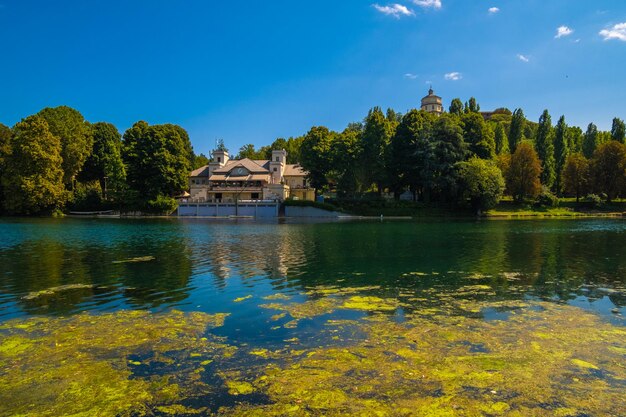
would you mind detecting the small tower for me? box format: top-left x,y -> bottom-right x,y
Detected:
212,149 -> 229,167
270,149 -> 287,184
421,86 -> 443,115
208,148 -> 230,177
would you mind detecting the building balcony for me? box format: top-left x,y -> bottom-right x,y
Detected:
210,186 -> 264,192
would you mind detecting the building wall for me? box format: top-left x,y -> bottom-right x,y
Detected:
178,202 -> 279,217
290,188 -> 316,201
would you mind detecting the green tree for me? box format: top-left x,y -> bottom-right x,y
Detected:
193,153 -> 209,169
467,97 -> 480,113
236,144 -> 262,160
494,123 -> 509,155
561,153 -> 589,202
535,110 -> 556,189
590,141 -> 626,202
568,126 -> 583,153
331,127 -> 363,197
1,116 -> 66,214
36,106 -> 93,186
78,122 -> 126,198
449,98 -> 464,115
361,107 -> 394,193
214,139 -> 228,152
506,142 -> 542,202
0,123 -> 11,212
553,116 -> 569,194
461,112 -> 495,159
456,157 -> 505,214
422,114 -> 468,202
611,117 -> 626,144
389,109 -> 436,199
582,123 -> 599,158
299,126 -> 335,192
122,121 -> 192,201
509,108 -> 526,153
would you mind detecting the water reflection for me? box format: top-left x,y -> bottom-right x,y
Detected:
0,218 -> 624,320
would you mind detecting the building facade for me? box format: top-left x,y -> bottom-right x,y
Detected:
421,87 -> 443,115
187,148 -> 315,203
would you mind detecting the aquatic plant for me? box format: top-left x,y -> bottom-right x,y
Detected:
0,310 -> 232,416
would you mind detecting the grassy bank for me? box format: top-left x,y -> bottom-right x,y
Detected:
287,198 -> 626,219
484,199 -> 626,218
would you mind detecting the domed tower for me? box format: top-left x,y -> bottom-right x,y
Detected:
421,86 -> 443,115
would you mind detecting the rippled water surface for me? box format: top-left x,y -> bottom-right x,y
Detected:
0,217 -> 625,416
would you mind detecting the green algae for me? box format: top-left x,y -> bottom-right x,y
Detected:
112,255 -> 156,264
21,283 -> 97,300
340,295 -> 399,311
2,282 -> 626,416
225,380 -> 255,395
219,300 -> 626,417
233,295 -> 252,303
0,309 -> 232,417
262,293 -> 292,301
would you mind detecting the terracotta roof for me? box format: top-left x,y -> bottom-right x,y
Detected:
283,164 -> 307,176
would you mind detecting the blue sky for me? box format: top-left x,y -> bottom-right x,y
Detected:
1,1 -> 625,155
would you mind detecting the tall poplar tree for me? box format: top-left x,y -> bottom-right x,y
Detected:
611,117 -> 625,144
582,123 -> 599,158
494,123 -> 509,155
535,110 -> 556,189
553,115 -> 569,194
509,108 -> 526,153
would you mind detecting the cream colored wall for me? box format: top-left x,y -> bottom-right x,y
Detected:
284,176 -> 307,189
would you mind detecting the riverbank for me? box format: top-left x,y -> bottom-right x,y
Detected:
285,198 -> 626,219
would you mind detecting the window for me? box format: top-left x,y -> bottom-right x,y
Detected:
273,167 -> 277,172
251,193 -> 259,199
275,157 -> 279,162
303,179 -> 306,187
217,157 -> 221,163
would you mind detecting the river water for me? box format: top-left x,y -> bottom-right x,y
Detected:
0,218 -> 624,416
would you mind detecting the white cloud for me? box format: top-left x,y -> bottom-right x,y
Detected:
404,73 -> 418,79
488,7 -> 500,14
444,72 -> 462,81
373,3 -> 415,18
555,25 -> 574,38
517,54 -> 530,62
412,0 -> 442,9
599,22 -> 626,41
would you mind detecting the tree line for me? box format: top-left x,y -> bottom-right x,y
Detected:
0,106 -> 204,215
291,101 -> 626,212
1,101 -> 625,216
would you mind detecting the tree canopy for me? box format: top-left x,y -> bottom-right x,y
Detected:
37,106 -> 93,186
122,121 -> 192,200
1,116 -> 66,214
506,142 -> 542,202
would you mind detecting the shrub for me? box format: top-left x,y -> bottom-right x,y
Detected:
68,181 -> 104,211
583,194 -> 603,209
534,186 -> 559,208
144,195 -> 177,214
